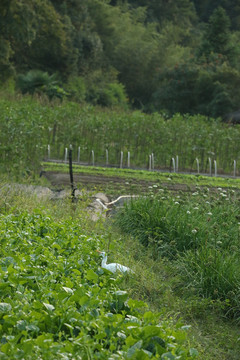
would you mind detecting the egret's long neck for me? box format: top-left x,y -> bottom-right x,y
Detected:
101,255 -> 107,267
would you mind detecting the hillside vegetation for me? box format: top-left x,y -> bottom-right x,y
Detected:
1,0 -> 240,116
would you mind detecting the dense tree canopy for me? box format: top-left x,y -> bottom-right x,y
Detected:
1,0 -> 240,117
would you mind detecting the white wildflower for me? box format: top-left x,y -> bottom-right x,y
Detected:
192,229 -> 198,234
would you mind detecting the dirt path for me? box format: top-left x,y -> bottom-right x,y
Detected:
41,170 -> 197,192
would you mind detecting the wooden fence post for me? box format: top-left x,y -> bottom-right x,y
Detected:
69,145 -> 76,202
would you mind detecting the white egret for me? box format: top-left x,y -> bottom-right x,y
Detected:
97,250 -> 132,274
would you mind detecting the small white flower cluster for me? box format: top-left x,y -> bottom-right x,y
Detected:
192,192 -> 198,196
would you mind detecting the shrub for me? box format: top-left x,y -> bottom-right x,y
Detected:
65,76 -> 86,103
98,82 -> 128,108
16,70 -> 68,101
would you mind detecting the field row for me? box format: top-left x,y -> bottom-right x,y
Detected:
2,97 -> 240,176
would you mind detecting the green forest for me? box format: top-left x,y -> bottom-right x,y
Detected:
1,0 -> 240,117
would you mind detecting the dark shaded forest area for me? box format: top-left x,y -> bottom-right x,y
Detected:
1,0 -> 240,117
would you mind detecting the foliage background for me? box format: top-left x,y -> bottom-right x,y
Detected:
1,0 -> 240,116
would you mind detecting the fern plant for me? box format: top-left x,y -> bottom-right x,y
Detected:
17,70 -> 68,100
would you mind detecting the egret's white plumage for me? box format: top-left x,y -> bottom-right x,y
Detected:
97,251 -> 132,274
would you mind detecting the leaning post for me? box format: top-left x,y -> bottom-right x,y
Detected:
69,145 -> 76,202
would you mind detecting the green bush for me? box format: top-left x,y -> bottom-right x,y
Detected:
16,70 -> 68,101
82,69 -> 128,108
98,82 -> 128,108
65,76 -> 86,103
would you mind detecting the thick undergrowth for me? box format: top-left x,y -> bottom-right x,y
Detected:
114,187 -> 240,321
0,185 -> 198,359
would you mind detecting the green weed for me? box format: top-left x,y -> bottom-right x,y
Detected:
114,188 -> 240,319
0,210 -> 197,359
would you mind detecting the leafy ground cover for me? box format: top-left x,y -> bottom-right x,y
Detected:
0,196 -> 198,359
0,179 -> 240,359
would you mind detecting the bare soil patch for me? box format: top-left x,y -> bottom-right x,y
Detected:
41,170 -> 196,192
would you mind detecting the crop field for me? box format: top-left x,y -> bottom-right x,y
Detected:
42,162 -> 240,192
1,170 -> 240,359
0,192 -> 200,360
2,97 -> 240,177
1,96 -> 240,359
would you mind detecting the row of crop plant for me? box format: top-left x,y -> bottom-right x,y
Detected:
2,97 -> 240,176
46,145 -> 240,178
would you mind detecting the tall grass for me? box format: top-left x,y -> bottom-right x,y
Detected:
179,247 -> 240,319
114,188 -> 240,319
114,189 -> 239,255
